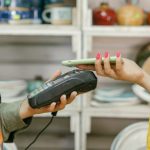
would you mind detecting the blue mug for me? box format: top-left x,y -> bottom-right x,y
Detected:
0,8 -> 9,23
8,7 -> 32,24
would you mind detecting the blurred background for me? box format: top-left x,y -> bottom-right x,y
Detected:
0,0 -> 150,150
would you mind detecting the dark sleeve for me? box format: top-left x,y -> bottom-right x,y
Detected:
0,101 -> 32,142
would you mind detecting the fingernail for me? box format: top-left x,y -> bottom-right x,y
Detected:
104,51 -> 109,58
52,102 -> 56,106
73,91 -> 77,95
116,51 -> 121,58
63,95 -> 66,99
96,52 -> 101,60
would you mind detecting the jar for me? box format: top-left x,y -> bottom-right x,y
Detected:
117,0 -> 145,26
93,2 -> 117,26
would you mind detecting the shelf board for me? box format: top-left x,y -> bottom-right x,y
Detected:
84,26 -> 150,37
84,104 -> 150,119
0,25 -> 80,36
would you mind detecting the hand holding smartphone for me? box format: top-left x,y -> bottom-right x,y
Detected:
62,56 -> 117,67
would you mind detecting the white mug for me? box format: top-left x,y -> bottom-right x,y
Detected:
42,7 -> 72,25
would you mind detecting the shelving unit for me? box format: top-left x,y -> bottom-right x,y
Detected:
81,0 -> 150,150
1,0 -> 150,150
33,111 -> 80,150
0,0 -> 82,150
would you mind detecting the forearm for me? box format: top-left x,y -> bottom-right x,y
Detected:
140,71 -> 150,92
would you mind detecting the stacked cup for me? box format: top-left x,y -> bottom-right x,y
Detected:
42,0 -> 72,25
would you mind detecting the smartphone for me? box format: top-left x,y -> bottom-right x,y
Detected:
62,56 -> 116,67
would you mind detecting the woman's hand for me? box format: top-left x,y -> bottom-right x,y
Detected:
20,70 -> 78,119
77,52 -> 145,85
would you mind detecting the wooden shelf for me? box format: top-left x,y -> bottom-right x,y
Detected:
84,26 -> 150,37
0,25 -> 80,36
84,104 -> 150,119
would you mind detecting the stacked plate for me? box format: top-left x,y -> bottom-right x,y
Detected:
92,84 -> 140,107
3,143 -> 17,150
0,80 -> 27,103
111,122 -> 148,150
132,84 -> 150,103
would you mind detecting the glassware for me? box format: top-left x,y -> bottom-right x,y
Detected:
31,0 -> 43,24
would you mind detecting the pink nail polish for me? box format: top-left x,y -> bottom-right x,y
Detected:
116,51 -> 121,58
104,52 -> 109,58
96,52 -> 101,60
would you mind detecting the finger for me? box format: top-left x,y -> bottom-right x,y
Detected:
56,95 -> 67,110
51,70 -> 62,80
47,102 -> 57,112
76,65 -> 95,71
103,52 -> 115,76
67,91 -> 77,104
116,51 -> 123,72
103,52 -> 111,74
95,52 -> 104,76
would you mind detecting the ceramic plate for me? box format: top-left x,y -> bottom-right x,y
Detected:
93,85 -> 139,103
132,84 -> 150,103
111,122 -> 148,150
91,99 -> 140,107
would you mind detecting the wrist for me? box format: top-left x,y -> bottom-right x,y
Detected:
139,71 -> 150,92
20,100 -> 35,119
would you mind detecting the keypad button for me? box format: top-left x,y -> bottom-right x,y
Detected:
46,82 -> 53,87
64,75 -> 70,79
42,84 -> 48,89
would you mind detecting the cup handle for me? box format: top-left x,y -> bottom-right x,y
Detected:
42,9 -> 52,23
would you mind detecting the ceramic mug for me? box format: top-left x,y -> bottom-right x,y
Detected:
42,7 -> 72,25
0,7 -> 9,23
8,7 -> 32,24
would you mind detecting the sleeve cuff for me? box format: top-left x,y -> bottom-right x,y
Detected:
0,101 -> 32,142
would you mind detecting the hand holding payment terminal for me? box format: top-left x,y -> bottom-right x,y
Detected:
28,70 -> 97,108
